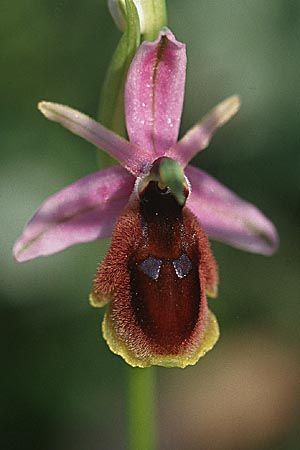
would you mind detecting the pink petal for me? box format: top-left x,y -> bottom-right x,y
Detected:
13,166 -> 135,262
38,102 -> 153,176
166,96 -> 241,167
125,28 -> 186,157
186,165 -> 278,255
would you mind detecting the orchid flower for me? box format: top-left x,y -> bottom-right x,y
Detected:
13,29 -> 278,368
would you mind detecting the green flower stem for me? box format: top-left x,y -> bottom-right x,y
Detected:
127,367 -> 157,450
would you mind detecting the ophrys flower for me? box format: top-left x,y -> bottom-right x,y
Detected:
13,29 -> 278,367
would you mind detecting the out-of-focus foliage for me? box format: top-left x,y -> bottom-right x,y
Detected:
1,1 -> 299,449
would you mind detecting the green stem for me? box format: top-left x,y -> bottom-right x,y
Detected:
127,367 -> 157,450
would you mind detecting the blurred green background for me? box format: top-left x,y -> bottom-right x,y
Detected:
1,1 -> 300,449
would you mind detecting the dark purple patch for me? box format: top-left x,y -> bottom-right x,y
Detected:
128,181 -> 201,353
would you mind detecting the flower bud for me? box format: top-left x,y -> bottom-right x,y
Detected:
108,0 -> 167,40
108,0 -> 127,32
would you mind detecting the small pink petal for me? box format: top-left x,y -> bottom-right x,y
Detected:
38,102 -> 153,176
186,165 -> 278,255
166,96 -> 241,167
125,28 -> 186,157
13,166 -> 135,262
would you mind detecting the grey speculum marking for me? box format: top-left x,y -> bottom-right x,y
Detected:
139,256 -> 163,280
172,254 -> 193,279
139,254 -> 192,280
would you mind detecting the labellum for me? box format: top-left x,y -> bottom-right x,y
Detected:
90,158 -> 219,368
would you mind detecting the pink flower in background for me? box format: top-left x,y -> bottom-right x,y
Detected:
13,29 -> 278,367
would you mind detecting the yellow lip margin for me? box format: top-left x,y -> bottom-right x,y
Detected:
102,309 -> 219,368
